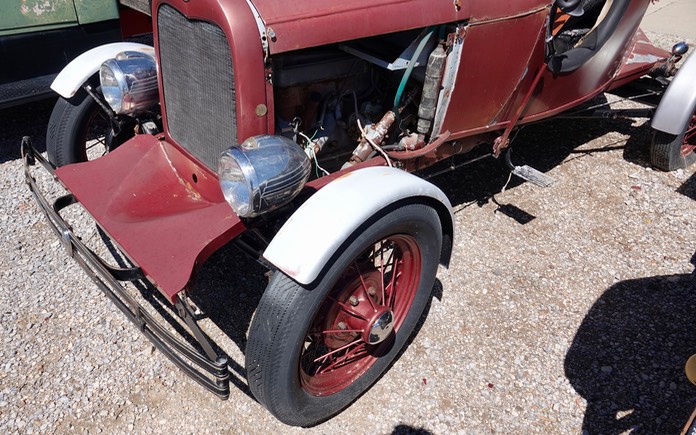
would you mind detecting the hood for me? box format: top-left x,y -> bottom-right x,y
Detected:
249,0 -> 468,53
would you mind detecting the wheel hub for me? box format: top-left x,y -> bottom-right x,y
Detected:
324,268 -> 397,349
364,309 -> 394,344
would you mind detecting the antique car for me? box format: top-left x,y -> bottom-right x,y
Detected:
21,0 -> 696,427
0,0 -> 150,109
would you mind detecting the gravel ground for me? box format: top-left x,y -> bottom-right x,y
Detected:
1,33 -> 695,434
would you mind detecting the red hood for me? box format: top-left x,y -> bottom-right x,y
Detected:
248,0 -> 555,53
249,0 -> 468,53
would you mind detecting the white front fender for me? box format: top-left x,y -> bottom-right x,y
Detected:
51,42 -> 155,99
652,52 -> 696,135
263,166 -> 454,285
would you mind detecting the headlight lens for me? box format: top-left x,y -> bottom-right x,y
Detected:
218,135 -> 311,218
99,51 -> 159,115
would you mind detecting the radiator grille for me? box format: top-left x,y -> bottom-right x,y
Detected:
157,4 -> 237,170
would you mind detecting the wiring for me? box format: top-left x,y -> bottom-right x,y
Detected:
298,131 -> 330,176
357,118 -> 393,167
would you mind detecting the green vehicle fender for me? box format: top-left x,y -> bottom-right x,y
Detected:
0,0 -> 118,36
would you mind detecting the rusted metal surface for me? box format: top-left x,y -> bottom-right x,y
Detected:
55,134 -> 246,302
247,0 -> 469,53
417,44 -> 447,136
436,7 -> 548,138
348,111 -> 396,166
1,0 -> 121,33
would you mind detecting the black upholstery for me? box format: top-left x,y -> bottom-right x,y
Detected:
548,0 -> 630,74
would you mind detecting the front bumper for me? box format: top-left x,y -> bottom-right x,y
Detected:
21,137 -> 231,398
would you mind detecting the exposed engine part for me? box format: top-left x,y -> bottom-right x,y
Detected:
272,48 -> 370,87
268,28 -> 466,176
417,44 -> 447,136
398,132 -> 420,151
387,131 -> 452,160
141,121 -> 159,135
343,111 -> 396,168
306,135 -> 329,156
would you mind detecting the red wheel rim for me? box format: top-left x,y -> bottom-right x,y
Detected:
300,235 -> 422,396
681,114 -> 696,157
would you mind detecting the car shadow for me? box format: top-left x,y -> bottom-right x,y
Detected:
565,267 -> 696,434
187,241 -> 445,406
174,102 -> 655,400
391,424 -> 434,434
0,98 -> 55,164
423,111 -> 642,214
678,171 -> 696,201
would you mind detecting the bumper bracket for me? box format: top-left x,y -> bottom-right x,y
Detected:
21,136 -> 231,399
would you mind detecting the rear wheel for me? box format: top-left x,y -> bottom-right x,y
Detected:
650,110 -> 696,171
245,203 -> 442,427
47,84 -> 134,167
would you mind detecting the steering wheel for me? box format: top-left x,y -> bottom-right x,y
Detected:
556,0 -> 585,16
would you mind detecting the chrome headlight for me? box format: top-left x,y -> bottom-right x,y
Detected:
99,51 -> 159,115
218,135 -> 311,218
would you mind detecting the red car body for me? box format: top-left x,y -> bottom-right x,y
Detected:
54,0 -> 668,302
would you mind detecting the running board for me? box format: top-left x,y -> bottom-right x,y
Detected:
505,150 -> 555,188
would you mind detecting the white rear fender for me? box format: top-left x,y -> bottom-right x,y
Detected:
51,42 -> 155,99
652,53 -> 696,135
263,166 -> 454,285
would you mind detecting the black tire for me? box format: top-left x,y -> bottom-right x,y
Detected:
650,110 -> 696,171
46,85 -> 131,167
245,203 -> 442,427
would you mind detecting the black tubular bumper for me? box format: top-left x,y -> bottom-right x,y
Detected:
20,137 -> 230,399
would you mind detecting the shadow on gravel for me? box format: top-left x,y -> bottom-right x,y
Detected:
424,107 -> 645,213
183,240 -> 444,407
188,241 -> 267,394
0,98 -> 55,164
678,171 -> 696,201
565,269 -> 696,434
391,424 -> 434,434
166,113 -> 652,415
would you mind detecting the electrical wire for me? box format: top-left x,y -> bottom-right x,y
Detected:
298,131 -> 330,176
357,118 -> 393,167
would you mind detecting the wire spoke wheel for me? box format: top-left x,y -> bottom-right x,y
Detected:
47,83 -> 135,167
300,235 -> 421,396
651,106 -> 696,171
83,106 -> 113,161
246,203 -> 443,427
680,114 -> 696,157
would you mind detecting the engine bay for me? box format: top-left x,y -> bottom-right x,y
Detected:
270,27 -> 454,177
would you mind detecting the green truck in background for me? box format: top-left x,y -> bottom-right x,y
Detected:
0,0 -> 151,109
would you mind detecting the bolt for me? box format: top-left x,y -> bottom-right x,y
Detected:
349,296 -> 359,306
337,322 -> 347,330
367,286 -> 377,296
267,27 -> 276,40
